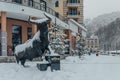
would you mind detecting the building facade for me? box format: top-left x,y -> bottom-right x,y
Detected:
86,35 -> 99,52
0,0 -> 70,56
54,0 -> 83,24
54,0 -> 85,50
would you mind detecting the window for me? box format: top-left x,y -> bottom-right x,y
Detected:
12,25 -> 22,52
55,12 -> 59,18
55,1 -> 59,7
12,0 -> 22,4
70,0 -> 77,3
40,0 -> 47,11
69,8 -> 77,15
27,27 -> 32,39
95,39 -> 97,43
28,0 -> 33,7
91,40 -> 93,44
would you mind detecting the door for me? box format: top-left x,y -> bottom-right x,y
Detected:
12,25 -> 22,52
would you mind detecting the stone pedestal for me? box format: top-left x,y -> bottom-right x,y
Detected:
1,32 -> 7,56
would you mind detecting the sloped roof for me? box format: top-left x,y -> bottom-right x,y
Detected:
69,19 -> 87,32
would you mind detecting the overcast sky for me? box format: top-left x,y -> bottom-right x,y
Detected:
84,0 -> 120,19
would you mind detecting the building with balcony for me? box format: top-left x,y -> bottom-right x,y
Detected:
54,0 -> 83,24
0,0 -> 70,56
54,0 -> 85,50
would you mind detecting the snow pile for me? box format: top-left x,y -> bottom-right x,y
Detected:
1,55 -> 120,80
56,33 -> 67,38
15,31 -> 40,54
48,45 -> 59,56
64,56 -> 81,63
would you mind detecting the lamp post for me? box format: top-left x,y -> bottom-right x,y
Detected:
116,41 -> 117,54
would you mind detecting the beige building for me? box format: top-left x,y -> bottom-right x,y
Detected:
54,0 -> 83,24
86,35 -> 99,52
53,0 -> 84,49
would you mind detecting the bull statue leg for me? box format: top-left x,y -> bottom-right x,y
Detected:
20,58 -> 26,67
15,54 -> 19,64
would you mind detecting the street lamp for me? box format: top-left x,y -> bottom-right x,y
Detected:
116,42 -> 117,54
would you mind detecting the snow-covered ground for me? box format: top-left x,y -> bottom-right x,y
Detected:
1,54 -> 120,80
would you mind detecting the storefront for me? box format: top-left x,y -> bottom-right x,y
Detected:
0,14 -> 35,56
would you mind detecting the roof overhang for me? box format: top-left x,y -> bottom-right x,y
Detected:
69,19 -> 87,32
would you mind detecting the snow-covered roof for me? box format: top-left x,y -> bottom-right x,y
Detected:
90,34 -> 98,39
30,18 -> 48,23
69,19 -> 87,32
44,13 -> 69,29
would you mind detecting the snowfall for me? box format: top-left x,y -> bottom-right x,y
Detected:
1,54 -> 120,80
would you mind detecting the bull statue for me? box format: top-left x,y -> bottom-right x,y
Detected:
14,14 -> 51,67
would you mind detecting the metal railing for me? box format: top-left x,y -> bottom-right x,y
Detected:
67,3 -> 80,6
67,12 -> 80,18
0,0 -> 68,24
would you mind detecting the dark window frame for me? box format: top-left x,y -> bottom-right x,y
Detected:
55,12 -> 59,18
55,1 -> 59,7
69,8 -> 77,15
12,0 -> 22,4
12,25 -> 22,52
70,0 -> 77,3
27,27 -> 32,39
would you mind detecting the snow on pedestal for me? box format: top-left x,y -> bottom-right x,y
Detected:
48,45 -> 59,56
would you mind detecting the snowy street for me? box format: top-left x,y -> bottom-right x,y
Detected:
0,54 -> 120,80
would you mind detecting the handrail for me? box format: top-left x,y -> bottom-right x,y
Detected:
0,0 -> 68,24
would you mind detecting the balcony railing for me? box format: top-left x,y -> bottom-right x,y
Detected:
67,12 -> 80,18
67,3 -> 80,6
67,14 -> 80,18
0,0 -> 68,24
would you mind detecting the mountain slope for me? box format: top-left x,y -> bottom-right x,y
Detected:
96,18 -> 120,50
85,12 -> 120,34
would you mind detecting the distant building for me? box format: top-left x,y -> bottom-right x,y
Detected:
86,35 -> 99,52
